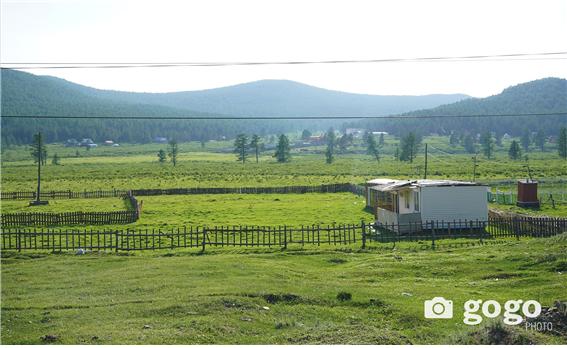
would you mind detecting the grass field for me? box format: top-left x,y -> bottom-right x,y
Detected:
1,235 -> 566,344
1,135 -> 566,344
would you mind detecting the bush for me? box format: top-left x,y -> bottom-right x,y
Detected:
336,291 -> 352,301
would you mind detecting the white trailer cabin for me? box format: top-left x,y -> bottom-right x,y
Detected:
366,179 -> 488,233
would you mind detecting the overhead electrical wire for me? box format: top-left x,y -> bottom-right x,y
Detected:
2,51 -> 566,69
2,112 -> 566,120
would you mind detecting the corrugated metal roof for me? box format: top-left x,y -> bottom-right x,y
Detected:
368,178 -> 485,191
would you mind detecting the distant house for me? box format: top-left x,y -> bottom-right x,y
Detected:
154,137 -> 168,144
65,138 -> 78,147
366,178 -> 488,232
79,138 -> 96,147
104,140 -> 114,146
346,128 -> 365,137
371,131 -> 388,136
307,135 -> 324,145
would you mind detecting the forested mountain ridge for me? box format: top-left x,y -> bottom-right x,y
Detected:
82,79 -> 470,117
348,77 -> 567,137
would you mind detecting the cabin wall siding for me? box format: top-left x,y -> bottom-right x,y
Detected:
420,186 -> 488,222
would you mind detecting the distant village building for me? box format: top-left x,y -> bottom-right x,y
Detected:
65,138 -> 78,147
104,140 -> 114,146
365,178 -> 488,233
371,131 -> 389,136
345,128 -> 365,137
79,138 -> 97,147
154,137 -> 168,143
307,135 -> 325,145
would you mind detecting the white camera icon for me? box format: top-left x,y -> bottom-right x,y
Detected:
424,297 -> 453,319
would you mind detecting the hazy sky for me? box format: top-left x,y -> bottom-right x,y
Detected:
2,0 -> 566,97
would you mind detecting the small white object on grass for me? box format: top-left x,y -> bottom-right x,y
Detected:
76,248 -> 85,255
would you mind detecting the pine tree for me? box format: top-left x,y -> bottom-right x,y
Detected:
559,127 -> 567,159
366,134 -> 380,161
168,139 -> 179,166
301,129 -> 312,140
463,135 -> 476,154
400,132 -> 419,162
521,129 -> 531,152
534,130 -> 545,151
30,133 -> 47,165
325,128 -> 336,164
274,134 -> 291,163
157,149 -> 167,163
449,132 -> 458,147
378,133 -> 385,147
233,134 -> 249,164
480,131 -> 494,159
51,153 -> 60,165
508,140 -> 521,160
250,134 -> 262,163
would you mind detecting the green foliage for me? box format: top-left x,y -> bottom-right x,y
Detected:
30,133 -> 47,165
449,132 -> 459,146
233,134 -> 249,164
249,134 -> 261,163
559,127 -> 567,159
366,134 -> 381,161
51,153 -> 60,165
521,129 -> 531,152
534,130 -> 545,151
157,149 -> 167,163
399,132 -> 419,162
508,140 -> 521,160
301,129 -> 312,140
325,128 -> 336,164
274,134 -> 291,163
463,135 -> 476,154
168,140 -> 179,166
480,131 -> 494,159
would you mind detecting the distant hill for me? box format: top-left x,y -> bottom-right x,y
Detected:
0,69 -> 469,145
350,77 -> 567,137
82,79 -> 470,117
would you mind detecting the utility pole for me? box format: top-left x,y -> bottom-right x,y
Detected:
36,132 -> 42,202
424,143 -> 428,179
472,154 -> 478,182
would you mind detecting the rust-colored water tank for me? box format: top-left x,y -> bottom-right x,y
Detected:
517,180 -> 539,208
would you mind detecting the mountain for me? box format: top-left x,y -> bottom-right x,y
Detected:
82,79 -> 470,117
349,77 -> 567,137
0,69 -> 470,145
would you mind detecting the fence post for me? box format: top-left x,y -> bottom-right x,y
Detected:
115,231 -> 119,252
17,231 -> 22,252
431,221 -> 436,249
283,225 -> 288,249
361,220 -> 366,249
201,226 -> 207,252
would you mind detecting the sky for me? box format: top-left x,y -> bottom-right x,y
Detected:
1,0 -> 566,97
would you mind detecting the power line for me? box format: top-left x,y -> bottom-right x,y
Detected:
2,52 -> 566,69
1,112 -> 566,120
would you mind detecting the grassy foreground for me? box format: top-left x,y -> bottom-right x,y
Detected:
1,235 -> 566,344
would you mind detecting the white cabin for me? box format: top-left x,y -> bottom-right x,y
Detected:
365,179 -> 488,232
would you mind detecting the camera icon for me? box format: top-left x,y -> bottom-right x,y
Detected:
424,297 -> 453,319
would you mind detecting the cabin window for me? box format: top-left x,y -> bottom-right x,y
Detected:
414,191 -> 420,212
404,191 -> 410,209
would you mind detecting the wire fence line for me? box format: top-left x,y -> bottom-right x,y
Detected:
0,183 -> 366,201
2,216 -> 565,252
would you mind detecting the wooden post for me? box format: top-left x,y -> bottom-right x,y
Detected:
361,220 -> 366,249
201,226 -> 207,252
431,221 -> 436,249
283,225 -> 288,249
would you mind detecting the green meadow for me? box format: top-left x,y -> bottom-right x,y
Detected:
1,235 -> 566,344
1,135 -> 566,344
